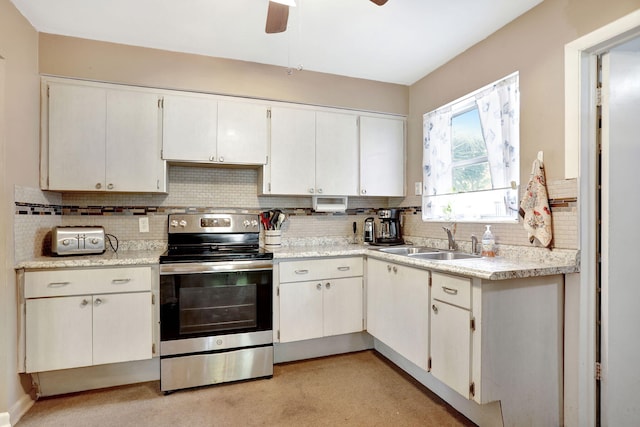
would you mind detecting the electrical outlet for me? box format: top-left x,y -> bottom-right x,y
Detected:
415,182 -> 423,196
139,216 -> 150,233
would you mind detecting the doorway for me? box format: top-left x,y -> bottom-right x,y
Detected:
598,38 -> 640,426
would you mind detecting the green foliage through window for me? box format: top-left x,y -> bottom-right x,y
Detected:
450,108 -> 491,192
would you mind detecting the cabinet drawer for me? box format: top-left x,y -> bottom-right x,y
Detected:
431,272 -> 471,309
25,266 -> 152,298
279,257 -> 363,283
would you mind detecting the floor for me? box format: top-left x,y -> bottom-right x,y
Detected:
16,350 -> 475,426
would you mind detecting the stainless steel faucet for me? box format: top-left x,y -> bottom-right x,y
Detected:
442,226 -> 456,250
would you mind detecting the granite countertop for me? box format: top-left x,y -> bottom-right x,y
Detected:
268,244 -> 580,281
15,244 -> 580,281
15,249 -> 166,270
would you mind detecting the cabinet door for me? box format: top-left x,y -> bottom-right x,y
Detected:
25,296 -> 93,372
47,83 -> 107,191
366,259 -> 394,345
92,292 -> 153,365
366,259 -> 429,370
393,264 -> 430,370
217,100 -> 268,164
359,116 -> 405,197
269,107 -> 316,195
315,111 -> 359,196
430,300 -> 471,398
279,281 -> 323,342
106,89 -> 165,192
323,277 -> 363,337
162,94 -> 218,162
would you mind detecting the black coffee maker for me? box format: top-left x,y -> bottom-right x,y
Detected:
375,209 -> 404,245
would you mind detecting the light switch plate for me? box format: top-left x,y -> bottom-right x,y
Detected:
414,182 -> 423,196
139,216 -> 150,233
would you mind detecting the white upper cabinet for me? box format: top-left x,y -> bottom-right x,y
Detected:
45,80 -> 166,193
162,94 -> 268,165
265,108 -> 360,196
162,94 -> 218,162
359,116 -> 405,197
315,111 -> 359,196
268,106 -> 316,195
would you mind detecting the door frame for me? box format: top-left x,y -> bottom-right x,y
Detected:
564,8 -> 640,427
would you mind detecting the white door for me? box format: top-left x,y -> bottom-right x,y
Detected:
359,116 -> 405,197
106,89 -> 164,192
600,42 -> 640,425
217,100 -> 268,165
315,111 -> 359,196
279,281 -> 323,342
47,83 -> 107,191
323,277 -> 363,337
25,296 -> 93,372
269,107 -> 316,195
92,292 -> 152,365
162,94 -> 218,162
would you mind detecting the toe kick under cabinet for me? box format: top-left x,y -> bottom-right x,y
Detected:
18,266 -> 156,373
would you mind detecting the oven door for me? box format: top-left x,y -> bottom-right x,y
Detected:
159,260 -> 272,356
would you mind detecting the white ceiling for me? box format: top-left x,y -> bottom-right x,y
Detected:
11,0 -> 543,85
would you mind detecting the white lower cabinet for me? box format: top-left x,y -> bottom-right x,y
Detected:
277,257 -> 364,343
429,272 -> 472,398
23,267 -> 154,373
366,258 -> 429,370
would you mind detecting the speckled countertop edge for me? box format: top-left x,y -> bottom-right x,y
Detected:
15,244 -> 579,281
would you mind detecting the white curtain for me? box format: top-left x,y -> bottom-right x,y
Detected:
423,107 -> 453,196
475,76 -> 520,189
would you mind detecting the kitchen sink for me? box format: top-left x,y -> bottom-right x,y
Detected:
408,251 -> 481,261
376,246 -> 441,256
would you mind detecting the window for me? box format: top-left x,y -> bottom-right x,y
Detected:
422,72 -> 519,221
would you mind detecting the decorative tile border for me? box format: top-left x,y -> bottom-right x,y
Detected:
15,202 -> 62,216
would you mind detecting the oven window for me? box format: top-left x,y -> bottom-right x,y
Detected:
160,270 -> 272,341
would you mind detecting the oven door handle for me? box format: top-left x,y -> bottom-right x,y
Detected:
160,260 -> 273,275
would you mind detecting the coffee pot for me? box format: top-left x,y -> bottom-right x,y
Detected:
376,209 -> 404,245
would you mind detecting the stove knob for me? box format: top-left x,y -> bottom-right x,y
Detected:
243,220 -> 251,227
251,220 -> 259,227
179,220 -> 187,228
170,220 -> 178,228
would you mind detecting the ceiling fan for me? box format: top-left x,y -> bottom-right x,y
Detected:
266,0 -> 389,34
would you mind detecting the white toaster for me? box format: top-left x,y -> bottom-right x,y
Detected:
51,226 -> 106,256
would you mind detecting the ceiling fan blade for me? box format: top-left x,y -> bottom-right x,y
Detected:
370,0 -> 388,5
265,1 -> 289,34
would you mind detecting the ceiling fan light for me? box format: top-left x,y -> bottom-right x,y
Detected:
271,0 -> 296,6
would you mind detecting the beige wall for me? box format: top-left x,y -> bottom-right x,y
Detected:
406,0 -> 640,196
0,0 -> 41,421
38,34 -> 409,116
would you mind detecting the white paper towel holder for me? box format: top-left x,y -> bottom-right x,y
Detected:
312,196 -> 348,213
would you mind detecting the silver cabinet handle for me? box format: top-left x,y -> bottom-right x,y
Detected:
432,304 -> 438,314
81,299 -> 90,306
316,283 -> 322,290
392,266 -> 398,274
387,265 -> 392,272
111,278 -> 132,285
94,298 -> 103,306
47,281 -> 70,287
219,156 -> 224,162
317,188 -> 323,194
95,183 -> 102,189
361,189 -> 367,195
295,269 -> 309,275
442,286 -> 458,295
325,282 -> 331,289
337,266 -> 350,271
209,155 -> 215,162
308,188 -> 315,194
107,183 -> 114,190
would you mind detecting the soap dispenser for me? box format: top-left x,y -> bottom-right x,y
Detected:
481,225 -> 496,257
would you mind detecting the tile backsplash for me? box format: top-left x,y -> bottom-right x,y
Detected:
14,166 -> 578,261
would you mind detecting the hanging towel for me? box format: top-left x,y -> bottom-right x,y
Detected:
519,157 -> 553,247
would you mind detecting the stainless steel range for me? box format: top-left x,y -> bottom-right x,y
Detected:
159,213 -> 274,393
